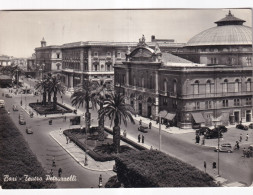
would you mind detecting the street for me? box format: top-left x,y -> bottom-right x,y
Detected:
1,76 -> 253,187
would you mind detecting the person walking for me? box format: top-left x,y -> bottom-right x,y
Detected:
202,136 -> 205,145
243,147 -> 246,157
239,134 -> 242,142
246,134 -> 249,141
50,169 -> 53,177
138,134 -> 141,143
142,135 -> 144,143
99,174 -> 103,188
149,122 -> 152,129
66,136 -> 69,144
139,119 -> 142,126
52,156 -> 56,167
58,168 -> 62,177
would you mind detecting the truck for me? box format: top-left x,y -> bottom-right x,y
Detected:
0,99 -> 5,108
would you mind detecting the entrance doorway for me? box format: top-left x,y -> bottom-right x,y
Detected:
246,110 -> 251,122
234,111 -> 240,123
147,105 -> 152,118
138,103 -> 142,116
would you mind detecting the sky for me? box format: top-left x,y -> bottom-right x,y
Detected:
0,8 -> 252,58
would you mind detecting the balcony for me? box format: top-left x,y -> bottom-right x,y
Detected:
179,91 -> 252,99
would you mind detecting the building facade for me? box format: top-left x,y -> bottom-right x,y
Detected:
35,38 -> 62,74
0,55 -> 12,66
115,32 -> 252,129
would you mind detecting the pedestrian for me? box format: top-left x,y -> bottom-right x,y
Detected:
149,122 -> 152,129
50,169 -> 53,177
64,116 -> 67,122
142,135 -> 144,143
138,134 -> 141,143
156,118 -> 159,124
99,174 -> 103,188
202,136 -> 205,145
243,147 -> 246,157
236,141 -> 240,150
239,134 -> 242,142
52,156 -> 56,167
246,134 -> 249,141
66,136 -> 69,144
204,161 -> 206,173
196,134 -> 200,144
58,168 -> 62,177
139,119 -> 142,126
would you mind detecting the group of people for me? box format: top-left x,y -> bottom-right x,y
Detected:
138,134 -> 145,143
50,156 -> 63,177
195,134 -> 205,145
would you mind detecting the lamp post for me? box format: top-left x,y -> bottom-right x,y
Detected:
81,125 -> 88,166
213,117 -> 220,176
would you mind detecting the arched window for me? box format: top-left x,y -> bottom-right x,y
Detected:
173,79 -> 177,94
206,80 -> 211,94
246,78 -> 251,92
234,79 -> 240,92
164,79 -> 167,92
223,79 -> 228,93
193,80 -> 199,95
107,64 -> 110,71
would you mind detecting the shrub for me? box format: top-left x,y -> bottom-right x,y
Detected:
105,175 -> 122,188
115,150 -> 217,187
0,109 -> 56,189
29,102 -> 72,115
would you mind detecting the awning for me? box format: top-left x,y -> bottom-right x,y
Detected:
159,110 -> 168,118
192,113 -> 205,123
164,113 -> 176,121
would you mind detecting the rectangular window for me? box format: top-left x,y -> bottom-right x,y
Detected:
234,99 -> 240,106
172,100 -> 177,108
222,100 -> 228,107
205,101 -> 212,109
117,52 -> 121,59
57,53 -> 60,59
94,52 -> 98,57
246,98 -> 252,105
163,98 -> 167,106
194,102 -> 200,110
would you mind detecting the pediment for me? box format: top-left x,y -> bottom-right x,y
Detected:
130,47 -> 153,59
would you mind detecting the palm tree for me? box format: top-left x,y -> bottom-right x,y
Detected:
48,74 -> 65,110
45,73 -> 53,104
98,92 -> 135,153
93,83 -> 113,141
71,80 -> 98,133
34,75 -> 48,106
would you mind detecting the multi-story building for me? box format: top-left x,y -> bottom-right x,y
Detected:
0,55 -> 12,66
35,38 -> 62,73
114,12 -> 252,129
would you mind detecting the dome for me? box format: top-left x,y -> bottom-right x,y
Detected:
187,25 -> 252,46
187,11 -> 252,47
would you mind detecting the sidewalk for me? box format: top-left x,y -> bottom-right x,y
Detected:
50,129 -> 115,172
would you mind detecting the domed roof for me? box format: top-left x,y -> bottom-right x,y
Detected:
187,11 -> 252,47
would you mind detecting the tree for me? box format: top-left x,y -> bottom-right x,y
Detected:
98,92 -> 135,153
45,73 -> 53,104
71,80 -> 98,133
48,74 -> 65,110
93,83 -> 113,141
34,75 -> 48,106
0,65 -> 24,85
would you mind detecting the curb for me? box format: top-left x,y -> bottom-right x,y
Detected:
49,130 -> 113,172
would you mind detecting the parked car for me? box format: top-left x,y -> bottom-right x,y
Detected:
192,123 -> 201,129
196,127 -> 210,135
5,94 -> 12,98
138,125 -> 148,133
19,114 -> 26,125
213,125 -> 228,133
236,124 -> 248,130
248,123 -> 253,129
13,105 -> 18,111
26,127 -> 33,134
204,129 -> 223,139
214,143 -> 233,153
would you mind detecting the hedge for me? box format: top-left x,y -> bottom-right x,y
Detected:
115,150 -> 217,187
0,109 -> 56,189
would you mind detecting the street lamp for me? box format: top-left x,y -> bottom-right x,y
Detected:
81,125 -> 88,166
213,117 -> 221,176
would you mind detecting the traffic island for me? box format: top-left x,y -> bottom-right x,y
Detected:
63,127 -> 136,162
29,102 -> 73,115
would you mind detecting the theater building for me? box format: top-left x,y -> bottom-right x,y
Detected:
115,30 -> 252,129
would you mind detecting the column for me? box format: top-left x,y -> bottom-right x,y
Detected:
155,70 -> 159,94
80,49 -> 84,85
88,48 -> 92,72
126,68 -> 129,86
69,73 -> 74,92
155,96 -> 159,117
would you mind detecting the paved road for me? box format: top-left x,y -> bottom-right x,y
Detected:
4,77 -> 253,186
0,86 -> 115,188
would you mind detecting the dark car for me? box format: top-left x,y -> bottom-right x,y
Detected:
236,124 -> 248,130
196,127 -> 210,135
5,94 -> 12,98
19,117 -> 26,125
26,127 -> 33,134
192,123 -> 201,129
213,125 -> 228,133
138,125 -> 148,133
249,123 -> 253,129
204,129 -> 223,139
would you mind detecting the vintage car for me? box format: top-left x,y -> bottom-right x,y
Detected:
5,94 -> 12,98
196,127 -> 211,135
138,125 -> 148,133
26,127 -> 33,134
214,143 -> 233,153
204,129 -> 223,139
236,124 -> 248,130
